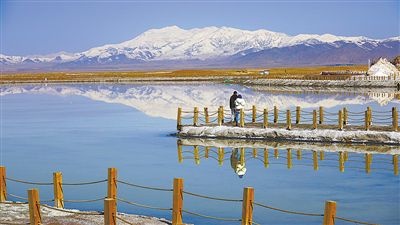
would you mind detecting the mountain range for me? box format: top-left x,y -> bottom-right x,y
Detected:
1,26 -> 399,72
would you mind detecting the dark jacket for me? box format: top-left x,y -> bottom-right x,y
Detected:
230,94 -> 238,109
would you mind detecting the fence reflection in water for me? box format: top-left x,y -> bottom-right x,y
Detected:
177,140 -> 399,176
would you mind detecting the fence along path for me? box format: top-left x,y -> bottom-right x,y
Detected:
177,106 -> 399,132
177,143 -> 399,175
0,166 -> 381,225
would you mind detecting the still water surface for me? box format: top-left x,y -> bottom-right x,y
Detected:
1,84 -> 399,225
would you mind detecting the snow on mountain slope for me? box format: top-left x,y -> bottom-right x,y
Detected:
2,26 -> 397,65
0,84 -> 393,120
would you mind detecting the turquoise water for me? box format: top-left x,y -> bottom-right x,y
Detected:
0,84 -> 399,225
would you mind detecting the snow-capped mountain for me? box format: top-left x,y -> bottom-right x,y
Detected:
1,26 -> 399,71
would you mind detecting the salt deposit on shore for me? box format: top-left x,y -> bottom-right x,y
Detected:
178,126 -> 400,145
368,58 -> 400,77
178,138 -> 400,155
0,203 -> 171,225
244,79 -> 399,88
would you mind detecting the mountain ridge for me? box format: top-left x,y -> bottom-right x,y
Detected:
1,26 -> 399,71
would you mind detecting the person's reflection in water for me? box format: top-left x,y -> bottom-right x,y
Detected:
230,148 -> 247,178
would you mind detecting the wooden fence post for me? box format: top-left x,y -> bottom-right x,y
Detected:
319,151 -> 325,161
368,106 -> 372,128
287,149 -> 292,169
274,148 -> 279,159
339,152 -> 345,172
193,107 -> 198,126
172,178 -> 184,225
220,106 -> 225,124
252,105 -> 256,123
205,147 -> 210,159
323,201 -> 337,225
218,107 -> 223,126
252,148 -> 257,158
0,166 -> 6,202
313,110 -> 317,129
286,110 -> 292,130
338,110 -> 343,130
218,147 -> 225,166
296,106 -> 300,124
365,154 -> 372,174
241,187 -> 254,225
296,150 -> 302,160
365,110 -> 370,131
204,107 -> 209,124
393,107 -> 398,131
53,172 -> 64,208
240,109 -> 245,127
28,189 -> 41,225
319,106 -> 324,124
194,146 -> 200,165
263,149 -> 269,168
240,148 -> 245,165
107,168 -> 117,199
343,107 -> 348,125
177,107 -> 182,131
263,108 -> 268,128
104,198 -> 117,225
274,106 -> 278,124
393,155 -> 398,176
177,140 -> 183,163
313,151 -> 318,171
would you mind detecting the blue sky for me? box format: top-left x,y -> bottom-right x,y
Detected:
1,0 -> 399,55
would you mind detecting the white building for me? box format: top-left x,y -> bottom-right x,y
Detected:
258,70 -> 270,75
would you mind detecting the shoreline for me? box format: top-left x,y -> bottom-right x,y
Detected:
177,138 -> 400,154
1,76 -> 399,88
177,126 -> 400,145
242,78 -> 400,88
0,202 -> 171,225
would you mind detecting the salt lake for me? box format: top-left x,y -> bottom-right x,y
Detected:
1,83 -> 399,225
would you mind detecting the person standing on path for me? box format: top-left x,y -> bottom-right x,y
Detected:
229,91 -> 238,123
234,94 -> 246,126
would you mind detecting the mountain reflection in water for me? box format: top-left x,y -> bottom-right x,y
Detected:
1,84 -> 399,120
177,138 -> 399,176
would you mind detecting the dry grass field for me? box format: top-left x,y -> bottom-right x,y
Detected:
0,65 -> 368,83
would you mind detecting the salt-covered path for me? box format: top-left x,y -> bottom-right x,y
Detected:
178,126 -> 400,145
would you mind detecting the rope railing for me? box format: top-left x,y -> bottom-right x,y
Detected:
183,190 -> 242,202
63,197 -> 105,203
178,105 -> 398,132
7,193 -> 29,201
0,221 -> 29,225
0,166 -> 391,225
40,204 -> 104,215
117,179 -> 173,192
334,216 -> 380,225
116,216 -> 135,225
63,179 -> 107,186
182,209 -> 242,222
117,197 -> 172,211
254,202 -> 324,217
0,201 -> 28,205
6,177 -> 53,186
